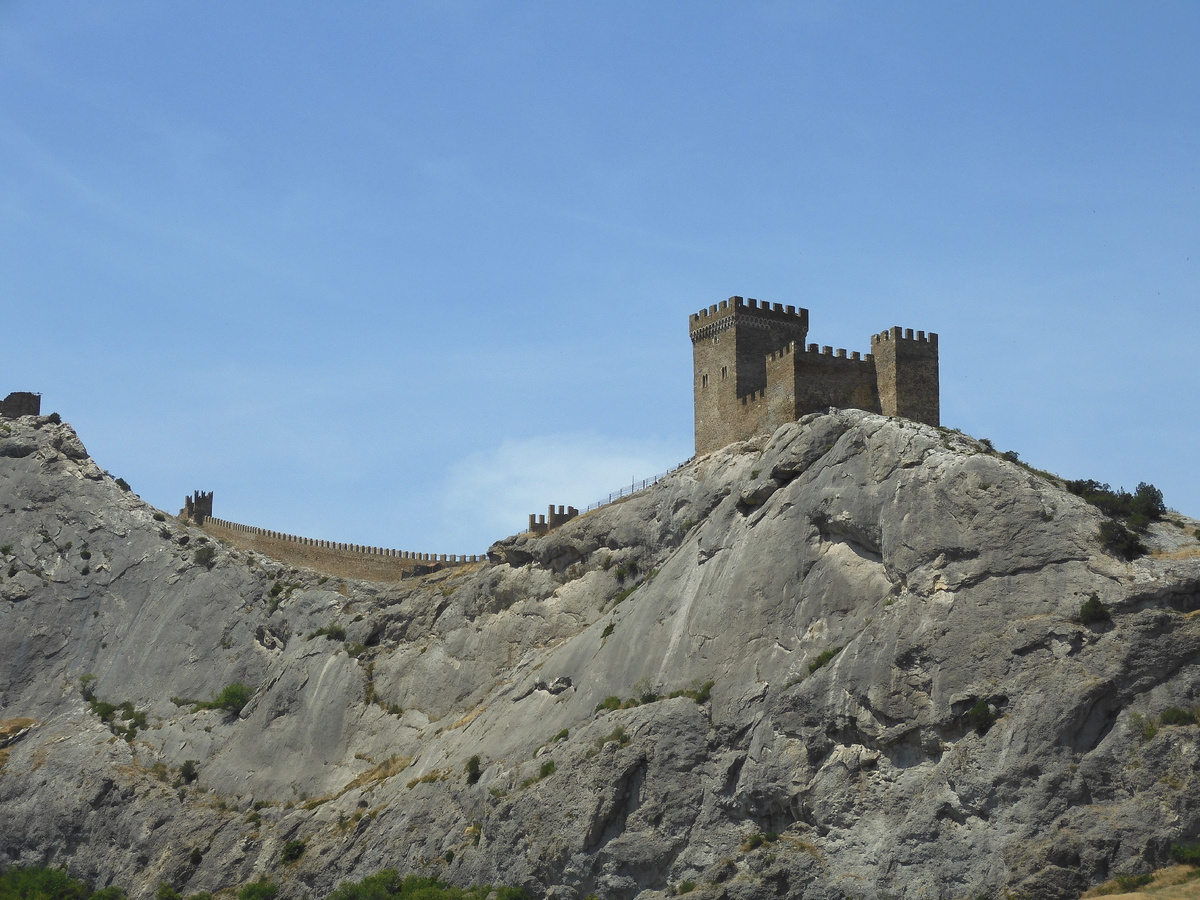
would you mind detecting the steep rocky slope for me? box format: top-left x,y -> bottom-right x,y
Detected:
1,410 -> 1199,900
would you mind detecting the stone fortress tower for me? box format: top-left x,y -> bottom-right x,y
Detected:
690,297 -> 938,455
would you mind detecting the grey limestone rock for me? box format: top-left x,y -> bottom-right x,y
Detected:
2,412 -> 1200,900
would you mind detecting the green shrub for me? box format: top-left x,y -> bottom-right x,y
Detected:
539,760 -> 556,779
1130,712 -> 1158,742
194,682 -> 252,715
1159,707 -> 1197,727
280,840 -> 306,863
189,847 -> 204,866
743,833 -> 765,851
465,754 -> 481,785
193,545 -> 216,569
968,701 -> 994,735
114,477 -> 131,492
1097,520 -> 1146,560
601,621 -> 615,638
156,883 -> 181,900
808,646 -> 842,674
308,624 -> 347,641
611,585 -> 637,605
237,881 -> 277,900
595,696 -> 622,713
1079,593 -> 1111,625
1113,872 -> 1152,891
322,870 -> 528,900
553,728 -> 569,742
153,513 -> 166,522
178,759 -> 200,784
0,865 -> 97,900
1170,842 -> 1200,865
677,881 -> 696,895
0,544 -> 11,556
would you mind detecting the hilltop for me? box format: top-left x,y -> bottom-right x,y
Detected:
1,410 -> 1199,900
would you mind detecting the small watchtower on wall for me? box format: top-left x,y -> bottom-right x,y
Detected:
690,297 -> 939,455
871,327 -> 939,425
1,392 -> 41,418
180,490 -> 213,525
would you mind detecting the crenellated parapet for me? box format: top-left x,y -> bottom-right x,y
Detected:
689,296 -> 808,343
178,492 -> 484,581
691,300 -> 939,455
529,504 -> 579,534
180,490 -> 213,524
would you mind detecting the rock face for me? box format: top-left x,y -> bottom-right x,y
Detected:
2,410 -> 1199,900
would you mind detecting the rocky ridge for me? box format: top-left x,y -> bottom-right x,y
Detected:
1,410 -> 1199,900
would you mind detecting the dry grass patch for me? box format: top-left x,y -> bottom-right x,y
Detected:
345,754 -> 412,792
1083,864 -> 1200,898
446,705 -> 487,732
1151,548 -> 1200,561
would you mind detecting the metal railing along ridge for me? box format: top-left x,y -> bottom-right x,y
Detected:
582,457 -> 695,514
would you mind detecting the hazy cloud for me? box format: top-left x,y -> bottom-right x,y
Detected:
441,433 -> 688,549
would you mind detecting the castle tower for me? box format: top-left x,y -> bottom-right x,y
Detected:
690,297 -> 808,456
0,392 -> 41,418
870,327 -> 940,426
181,490 -> 214,525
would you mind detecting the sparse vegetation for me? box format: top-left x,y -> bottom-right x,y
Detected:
193,545 -> 216,569
1097,519 -> 1147,561
968,700 -> 994,735
193,682 -> 253,716
594,679 -> 714,713
87,696 -> 148,742
1079,593 -> 1111,626
520,759 -> 556,788
0,865 -> 126,900
280,840 -> 306,863
1066,480 -> 1165,560
465,755 -> 481,785
808,646 -> 842,674
322,870 -> 527,900
1170,842 -> 1200,865
114,477 -> 131,492
237,881 -> 277,900
585,725 -> 631,758
307,624 -> 347,642
153,512 -> 166,522
1159,707 -> 1199,727
178,759 -> 200,785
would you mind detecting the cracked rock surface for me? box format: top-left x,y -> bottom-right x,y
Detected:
2,410 -> 1200,900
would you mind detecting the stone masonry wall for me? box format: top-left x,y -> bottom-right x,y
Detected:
201,516 -> 483,583
871,327 -> 939,426
1,392 -> 41,418
691,300 -> 940,455
691,297 -> 808,455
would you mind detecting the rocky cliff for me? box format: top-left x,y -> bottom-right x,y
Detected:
1,410 -> 1199,900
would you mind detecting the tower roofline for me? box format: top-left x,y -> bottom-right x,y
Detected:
689,296 -> 809,343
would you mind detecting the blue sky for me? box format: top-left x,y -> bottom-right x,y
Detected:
3,2 -> 1197,554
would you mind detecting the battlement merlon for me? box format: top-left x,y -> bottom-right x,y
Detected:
689,296 -> 809,343
870,326 -> 938,348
